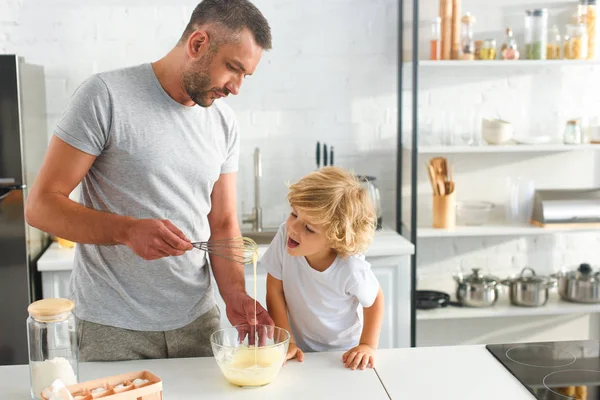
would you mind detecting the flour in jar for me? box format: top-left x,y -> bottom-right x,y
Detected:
32,357 -> 77,398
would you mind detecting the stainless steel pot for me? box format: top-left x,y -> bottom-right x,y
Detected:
501,267 -> 556,307
553,263 -> 600,304
453,268 -> 500,307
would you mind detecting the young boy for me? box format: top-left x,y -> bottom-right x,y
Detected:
261,166 -> 384,370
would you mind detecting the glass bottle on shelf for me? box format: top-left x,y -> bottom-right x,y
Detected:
564,120 -> 583,144
500,27 -> 520,60
566,23 -> 589,59
430,17 -> 442,60
525,9 -> 549,60
547,25 -> 562,59
460,13 -> 475,60
474,40 -> 483,60
578,0 -> 597,59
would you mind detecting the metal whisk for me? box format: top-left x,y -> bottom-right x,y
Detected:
191,237 -> 258,265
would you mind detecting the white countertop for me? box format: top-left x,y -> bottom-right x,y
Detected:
375,345 -> 534,399
0,346 -> 534,399
38,229 -> 414,272
2,351 -> 387,400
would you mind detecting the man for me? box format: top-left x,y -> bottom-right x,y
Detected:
25,0 -> 273,361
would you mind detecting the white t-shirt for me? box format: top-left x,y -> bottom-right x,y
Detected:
261,224 -> 380,352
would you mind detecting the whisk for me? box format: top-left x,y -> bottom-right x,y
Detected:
191,237 -> 258,265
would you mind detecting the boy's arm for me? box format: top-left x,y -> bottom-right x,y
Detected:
359,287 -> 384,349
266,274 -> 294,340
343,287 -> 384,370
266,273 -> 304,362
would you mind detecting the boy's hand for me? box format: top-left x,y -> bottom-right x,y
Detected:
342,344 -> 375,370
285,343 -> 304,363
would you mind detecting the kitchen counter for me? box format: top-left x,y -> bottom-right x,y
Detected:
0,346 -> 534,399
38,229 -> 414,272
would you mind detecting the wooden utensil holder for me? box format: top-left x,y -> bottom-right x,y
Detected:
433,191 -> 456,229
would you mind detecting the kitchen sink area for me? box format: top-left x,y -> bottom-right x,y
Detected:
240,229 -> 278,245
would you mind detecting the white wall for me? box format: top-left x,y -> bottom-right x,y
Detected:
0,0 -> 399,230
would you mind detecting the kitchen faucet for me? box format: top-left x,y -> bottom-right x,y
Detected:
242,147 -> 263,232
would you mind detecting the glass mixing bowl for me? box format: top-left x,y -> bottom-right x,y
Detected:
210,324 -> 290,388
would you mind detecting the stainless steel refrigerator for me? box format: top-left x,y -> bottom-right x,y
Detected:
0,54 -> 50,365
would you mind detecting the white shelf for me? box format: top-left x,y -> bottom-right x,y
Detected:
404,60 -> 600,68
404,143 -> 600,154
418,222 -> 599,238
417,292 -> 600,321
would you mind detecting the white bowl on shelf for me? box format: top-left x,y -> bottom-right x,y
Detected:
482,119 -> 513,144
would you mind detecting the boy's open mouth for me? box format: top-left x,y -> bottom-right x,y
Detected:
287,237 -> 300,249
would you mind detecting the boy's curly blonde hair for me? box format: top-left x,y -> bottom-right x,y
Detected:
287,166 -> 377,258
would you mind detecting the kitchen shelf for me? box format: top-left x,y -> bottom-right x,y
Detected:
404,143 -> 600,154
404,60 -> 600,68
417,221 -> 599,238
417,293 -> 600,321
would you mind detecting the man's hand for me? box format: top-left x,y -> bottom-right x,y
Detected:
225,291 -> 274,326
224,291 -> 274,346
122,219 -> 192,260
285,343 -> 304,363
342,344 -> 376,370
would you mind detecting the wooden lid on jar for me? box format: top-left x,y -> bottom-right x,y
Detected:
28,298 -> 74,322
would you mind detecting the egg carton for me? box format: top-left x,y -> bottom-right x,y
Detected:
41,370 -> 162,400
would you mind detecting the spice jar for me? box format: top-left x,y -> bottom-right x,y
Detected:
501,28 -> 520,60
547,25 -> 562,59
525,9 -> 549,60
430,17 -> 442,60
474,40 -> 484,60
27,299 -> 78,399
566,23 -> 589,59
579,0 -> 597,59
564,120 -> 583,144
460,13 -> 475,60
480,39 -> 497,60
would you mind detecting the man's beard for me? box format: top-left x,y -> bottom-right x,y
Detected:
182,52 -> 225,108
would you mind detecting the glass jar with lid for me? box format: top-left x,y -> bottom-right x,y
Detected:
547,25 -> 562,59
579,0 -> 597,59
460,13 -> 476,60
566,23 -> 589,59
525,9 -> 549,60
480,39 -> 497,60
27,298 -> 78,399
564,120 -> 583,144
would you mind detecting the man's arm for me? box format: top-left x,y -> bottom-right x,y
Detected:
25,135 -> 191,260
208,172 -> 273,326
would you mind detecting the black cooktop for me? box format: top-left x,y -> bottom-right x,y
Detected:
486,340 -> 600,399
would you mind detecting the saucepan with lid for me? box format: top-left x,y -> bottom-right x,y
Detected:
501,267 -> 556,307
453,268 -> 501,307
552,263 -> 600,304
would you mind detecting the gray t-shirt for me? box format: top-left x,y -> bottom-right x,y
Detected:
56,63 -> 239,331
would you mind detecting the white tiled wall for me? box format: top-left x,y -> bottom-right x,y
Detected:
2,0 -> 600,290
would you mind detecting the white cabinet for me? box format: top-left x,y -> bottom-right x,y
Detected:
213,254 -> 411,349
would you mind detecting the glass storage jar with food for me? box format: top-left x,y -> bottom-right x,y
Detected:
430,17 -> 442,60
565,23 -> 588,59
564,120 -> 583,144
500,27 -> 520,60
579,0 -> 597,59
27,299 -> 78,400
547,25 -> 562,59
480,39 -> 497,60
525,9 -> 548,60
460,13 -> 475,60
